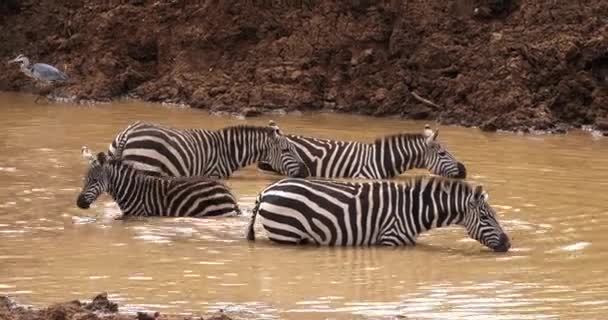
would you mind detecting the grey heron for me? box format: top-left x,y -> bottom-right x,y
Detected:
8,54 -> 69,102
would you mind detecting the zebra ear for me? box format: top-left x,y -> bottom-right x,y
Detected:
473,185 -> 488,202
425,130 -> 439,145
424,124 -> 433,138
96,152 -> 108,165
268,120 -> 282,136
81,146 -> 95,163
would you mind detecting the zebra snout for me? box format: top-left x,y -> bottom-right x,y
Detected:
76,195 -> 91,209
454,162 -> 467,179
493,233 -> 511,252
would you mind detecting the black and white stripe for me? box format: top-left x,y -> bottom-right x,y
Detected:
108,121 -> 308,179
247,177 -> 510,252
76,152 -> 240,218
257,126 -> 466,179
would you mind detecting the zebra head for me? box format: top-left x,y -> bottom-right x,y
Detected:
264,121 -> 309,178
462,185 -> 510,252
77,150 -> 110,209
423,126 -> 467,179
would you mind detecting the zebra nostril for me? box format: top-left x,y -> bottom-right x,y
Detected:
76,195 -> 90,209
493,233 -> 511,252
454,162 -> 467,179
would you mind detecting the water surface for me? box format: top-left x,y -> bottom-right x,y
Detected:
1,92 -> 607,319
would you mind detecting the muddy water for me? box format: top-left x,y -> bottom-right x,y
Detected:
0,92 -> 607,320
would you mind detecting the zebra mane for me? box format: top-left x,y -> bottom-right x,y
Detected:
217,125 -> 276,135
405,176 -> 474,195
134,121 -> 276,136
373,133 -> 426,145
105,157 -> 226,185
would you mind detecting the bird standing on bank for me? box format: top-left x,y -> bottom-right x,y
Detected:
8,54 -> 69,103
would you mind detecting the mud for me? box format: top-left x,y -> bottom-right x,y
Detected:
1,0 -> 607,132
0,293 -> 233,320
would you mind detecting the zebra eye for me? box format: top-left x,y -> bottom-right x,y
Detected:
438,151 -> 447,156
282,148 -> 290,153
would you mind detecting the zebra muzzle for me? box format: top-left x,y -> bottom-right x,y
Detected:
76,195 -> 91,209
454,162 -> 467,179
493,233 -> 511,252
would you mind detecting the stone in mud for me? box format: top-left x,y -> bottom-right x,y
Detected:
595,118 -> 608,131
84,293 -> 118,313
137,311 -> 160,320
241,107 -> 262,117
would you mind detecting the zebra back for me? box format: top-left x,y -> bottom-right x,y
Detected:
108,121 -> 144,159
257,126 -> 466,179
106,121 -> 308,178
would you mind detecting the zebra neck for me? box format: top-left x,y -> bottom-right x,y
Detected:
222,129 -> 267,171
400,181 -> 466,238
373,136 -> 427,178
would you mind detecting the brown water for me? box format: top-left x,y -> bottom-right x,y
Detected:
1,92 -> 607,320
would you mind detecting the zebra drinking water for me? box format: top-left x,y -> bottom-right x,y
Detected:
247,177 -> 510,252
77,148 -> 241,218
107,121 -> 309,179
256,125 -> 466,179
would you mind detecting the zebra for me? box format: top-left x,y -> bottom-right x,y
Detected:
76,148 -> 241,218
256,125 -> 466,179
107,120 -> 309,179
246,177 -> 510,252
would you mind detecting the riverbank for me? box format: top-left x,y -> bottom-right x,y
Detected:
1,1 -> 607,133
0,293 -> 234,320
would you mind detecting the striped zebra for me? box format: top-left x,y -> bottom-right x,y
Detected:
76,148 -> 240,218
246,177 -> 510,252
257,125 -> 466,179
107,120 -> 309,179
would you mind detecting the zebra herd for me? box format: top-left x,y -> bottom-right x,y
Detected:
77,120 -> 510,252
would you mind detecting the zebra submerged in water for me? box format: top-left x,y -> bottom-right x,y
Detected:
247,177 -> 510,252
257,125 -> 466,179
107,120 -> 309,179
77,148 -> 240,218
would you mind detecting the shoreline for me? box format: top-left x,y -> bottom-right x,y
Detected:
0,293 -> 236,320
4,91 -> 607,137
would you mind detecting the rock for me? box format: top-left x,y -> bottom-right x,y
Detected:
480,117 -> 499,132
136,312 -> 159,320
190,88 -> 208,108
373,88 -> 388,102
208,86 -> 228,97
596,118 -> 608,131
242,107 -> 261,117
84,293 -> 118,313
552,123 -> 569,134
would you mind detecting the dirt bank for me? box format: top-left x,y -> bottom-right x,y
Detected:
1,0 -> 607,132
0,293 -> 234,320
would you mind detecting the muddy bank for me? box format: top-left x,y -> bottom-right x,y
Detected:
1,0 -> 607,133
0,293 -> 235,320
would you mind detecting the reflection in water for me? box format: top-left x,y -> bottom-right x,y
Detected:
1,92 -> 608,319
